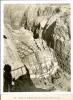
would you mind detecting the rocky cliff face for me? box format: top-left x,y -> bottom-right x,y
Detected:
54,12 -> 70,74
41,5 -> 70,74
4,4 -> 71,91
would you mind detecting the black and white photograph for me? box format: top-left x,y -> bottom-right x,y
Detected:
3,3 -> 71,92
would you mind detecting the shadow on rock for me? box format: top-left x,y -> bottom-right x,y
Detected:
12,65 -> 53,92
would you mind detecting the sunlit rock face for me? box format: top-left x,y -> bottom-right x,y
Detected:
4,23 -> 60,90
54,13 -> 70,74
42,6 -> 70,74
4,4 -> 71,91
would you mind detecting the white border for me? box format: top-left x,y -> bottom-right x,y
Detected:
1,0 -> 73,96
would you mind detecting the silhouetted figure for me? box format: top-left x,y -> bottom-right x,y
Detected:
3,64 -> 12,92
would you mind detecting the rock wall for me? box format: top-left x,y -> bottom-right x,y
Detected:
54,12 -> 70,74
4,4 -> 71,91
